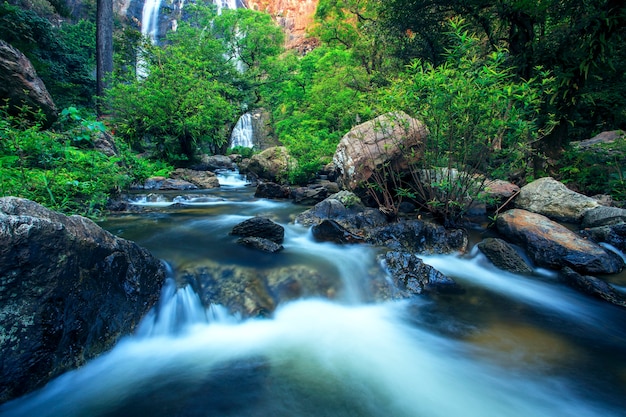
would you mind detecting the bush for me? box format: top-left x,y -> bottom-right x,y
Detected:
0,106 -> 171,217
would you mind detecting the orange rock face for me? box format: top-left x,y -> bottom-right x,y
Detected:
244,0 -> 320,51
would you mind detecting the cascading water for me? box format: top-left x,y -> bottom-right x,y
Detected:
2,171 -> 625,417
141,0 -> 162,42
230,112 -> 255,148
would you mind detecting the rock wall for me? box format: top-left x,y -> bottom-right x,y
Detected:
244,0 -> 319,51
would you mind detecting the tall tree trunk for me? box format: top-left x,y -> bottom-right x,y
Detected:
96,0 -> 113,118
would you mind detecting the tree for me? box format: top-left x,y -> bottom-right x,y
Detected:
96,0 -> 113,117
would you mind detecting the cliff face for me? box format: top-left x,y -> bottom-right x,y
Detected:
244,0 -> 319,51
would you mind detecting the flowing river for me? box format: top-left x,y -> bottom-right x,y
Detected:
2,171 -> 626,417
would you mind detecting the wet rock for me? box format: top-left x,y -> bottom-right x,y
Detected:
291,184 -> 329,205
367,220 -> 468,254
496,209 -> 623,275
0,40 -> 57,128
514,177 -> 599,223
231,217 -> 285,244
237,236 -> 284,253
295,191 -> 387,230
170,168 -> 220,189
136,177 -> 198,191
477,238 -> 533,274
382,251 -> 458,294
311,219 -> 365,244
254,182 -> 291,199
559,267 -> 626,308
0,197 -> 166,403
580,223 -> 626,254
333,111 -> 427,192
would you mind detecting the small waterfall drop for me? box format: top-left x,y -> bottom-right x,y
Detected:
230,113 -> 254,148
214,0 -> 239,14
141,0 -> 162,42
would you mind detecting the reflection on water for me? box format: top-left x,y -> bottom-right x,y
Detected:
2,171 -> 626,417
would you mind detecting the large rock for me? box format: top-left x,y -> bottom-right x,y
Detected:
0,197 -> 166,403
496,209 -> 623,275
0,40 -> 57,128
231,217 -> 285,244
514,177 -> 599,223
382,251 -> 458,294
245,146 -> 295,183
477,238 -> 533,274
559,267 -> 626,308
333,111 -> 428,192
191,154 -> 235,171
169,168 -> 220,189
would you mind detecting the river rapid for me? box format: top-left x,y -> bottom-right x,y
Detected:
2,171 -> 625,417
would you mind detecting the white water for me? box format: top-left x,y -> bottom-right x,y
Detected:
230,113 -> 255,148
141,0 -> 162,42
214,0 -> 239,15
1,289 -> 618,417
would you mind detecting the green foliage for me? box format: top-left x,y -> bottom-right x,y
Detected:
227,145 -> 256,159
107,6 -> 285,165
376,18 -> 555,224
0,3 -> 96,108
0,106 -> 171,217
557,134 -> 626,201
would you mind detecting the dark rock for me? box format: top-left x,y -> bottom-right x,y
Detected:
496,209 -> 623,275
311,219 -> 365,244
477,238 -> 533,274
0,197 -> 166,403
231,217 -> 285,244
580,223 -> 626,253
0,40 -> 57,128
382,251 -> 458,294
93,131 -> 119,157
291,184 -> 329,205
237,237 -> 284,253
254,182 -> 291,199
367,220 -> 468,254
559,267 -> 626,308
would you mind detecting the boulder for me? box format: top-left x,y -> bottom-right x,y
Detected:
170,168 -> 220,189
291,184 -> 329,205
0,40 -> 57,128
496,209 -> 623,275
237,237 -> 284,253
574,130 -> 625,149
245,146 -> 295,183
582,206 -> 626,228
368,220 -> 469,255
559,267 -> 626,308
254,182 -> 291,199
477,238 -> 533,274
580,224 -> 626,254
514,177 -> 599,223
482,179 -> 520,209
333,111 -> 428,191
0,197 -> 166,403
231,217 -> 285,244
136,177 -> 198,191
191,154 -> 236,171
311,219 -> 365,244
382,251 -> 458,294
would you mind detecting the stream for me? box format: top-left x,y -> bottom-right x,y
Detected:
1,170 -> 625,417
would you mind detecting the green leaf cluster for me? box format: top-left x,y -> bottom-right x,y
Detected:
0,105 -> 171,217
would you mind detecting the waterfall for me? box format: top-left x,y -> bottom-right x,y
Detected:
214,0 -> 239,14
141,0 -> 162,42
229,112 -> 254,148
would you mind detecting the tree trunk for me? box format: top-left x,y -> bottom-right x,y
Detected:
96,0 -> 113,117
